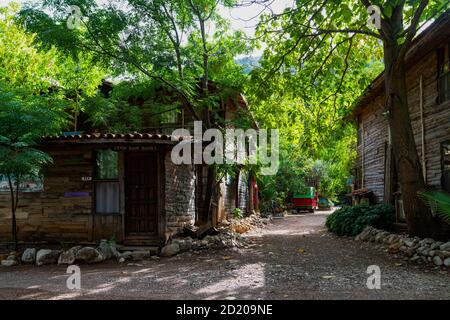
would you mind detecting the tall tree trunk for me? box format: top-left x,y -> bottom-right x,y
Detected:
198,17 -> 217,222
7,175 -> 18,251
384,41 -> 446,238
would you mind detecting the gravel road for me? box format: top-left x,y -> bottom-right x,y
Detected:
1,211 -> 449,300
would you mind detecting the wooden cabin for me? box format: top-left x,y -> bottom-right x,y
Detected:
0,82 -> 258,246
347,12 -> 450,221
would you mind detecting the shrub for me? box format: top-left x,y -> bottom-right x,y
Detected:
325,204 -> 395,236
232,208 -> 243,219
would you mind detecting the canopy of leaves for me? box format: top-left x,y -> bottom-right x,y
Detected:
0,4 -> 59,93
0,81 -> 65,180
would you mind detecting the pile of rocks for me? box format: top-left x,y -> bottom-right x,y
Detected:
0,240 -> 146,267
161,229 -> 248,257
222,213 -> 271,234
356,226 -> 450,268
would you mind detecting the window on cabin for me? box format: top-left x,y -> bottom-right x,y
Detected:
94,149 -> 119,214
437,42 -> 450,104
0,174 -> 44,192
357,126 -> 363,147
355,166 -> 363,190
442,141 -> 450,193
160,108 -> 178,124
356,118 -> 363,147
160,107 -> 180,135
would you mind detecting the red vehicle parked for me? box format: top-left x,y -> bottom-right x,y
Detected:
292,187 -> 318,213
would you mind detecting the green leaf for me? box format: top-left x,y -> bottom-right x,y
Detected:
384,5 -> 393,18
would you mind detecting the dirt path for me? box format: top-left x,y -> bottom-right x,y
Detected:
1,212 -> 449,300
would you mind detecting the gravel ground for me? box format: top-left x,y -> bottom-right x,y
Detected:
0,211 -> 449,300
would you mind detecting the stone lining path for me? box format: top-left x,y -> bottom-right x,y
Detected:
0,212 -> 449,300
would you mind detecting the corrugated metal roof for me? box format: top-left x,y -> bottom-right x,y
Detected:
43,132 -> 191,142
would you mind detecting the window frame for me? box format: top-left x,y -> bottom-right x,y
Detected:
93,149 -> 120,215
437,42 -> 450,104
0,174 -> 45,193
441,140 -> 450,193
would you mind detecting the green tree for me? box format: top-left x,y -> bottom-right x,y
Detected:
22,0 -> 252,220
0,82 -> 65,250
0,5 -> 67,248
0,4 -> 59,92
55,52 -> 106,131
251,0 -> 449,238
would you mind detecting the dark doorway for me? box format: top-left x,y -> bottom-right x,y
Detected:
125,152 -> 158,237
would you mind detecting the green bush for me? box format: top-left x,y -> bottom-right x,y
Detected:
232,208 -> 243,219
326,204 -> 395,236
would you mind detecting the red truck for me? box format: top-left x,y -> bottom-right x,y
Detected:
292,187 -> 318,213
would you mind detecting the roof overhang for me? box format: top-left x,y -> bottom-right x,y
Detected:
346,11 -> 450,121
42,133 -> 191,145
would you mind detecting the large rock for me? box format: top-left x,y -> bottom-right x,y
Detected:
444,257 -> 450,267
1,259 -> 18,267
96,240 -> 115,260
58,246 -> 82,265
36,249 -> 60,266
130,251 -> 151,261
433,256 -> 443,266
21,248 -> 36,264
75,247 -> 104,264
172,238 -> 193,251
161,243 -> 180,257
355,227 -> 377,242
439,242 -> 450,251
120,251 -> 133,261
232,224 -> 251,234
374,232 -> 388,243
403,239 -> 416,247
431,241 -> 443,250
388,243 -> 402,254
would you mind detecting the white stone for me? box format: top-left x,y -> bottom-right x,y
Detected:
444,258 -> 450,267
433,256 -> 443,266
21,248 -> 36,264
1,259 -> 18,267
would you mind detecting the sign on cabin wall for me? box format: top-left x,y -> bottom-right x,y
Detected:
113,145 -> 157,152
64,192 -> 90,198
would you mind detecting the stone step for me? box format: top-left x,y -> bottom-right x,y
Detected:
117,246 -> 160,255
122,238 -> 160,247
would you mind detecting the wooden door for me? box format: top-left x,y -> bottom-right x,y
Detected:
125,152 -> 158,237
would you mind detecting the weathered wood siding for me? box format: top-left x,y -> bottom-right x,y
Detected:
0,145 -> 94,243
357,94 -> 388,202
0,143 -> 199,244
358,40 -> 450,202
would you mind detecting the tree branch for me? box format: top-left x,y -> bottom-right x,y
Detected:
398,0 -> 429,61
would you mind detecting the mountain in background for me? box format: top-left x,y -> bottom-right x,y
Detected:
235,56 -> 261,74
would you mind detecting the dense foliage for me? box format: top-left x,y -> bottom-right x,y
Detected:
326,204 -> 395,236
418,190 -> 450,225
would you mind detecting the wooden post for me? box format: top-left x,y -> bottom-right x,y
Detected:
361,120 -> 365,189
419,75 -> 427,183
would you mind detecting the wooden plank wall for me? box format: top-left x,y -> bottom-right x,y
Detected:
358,38 -> 450,202
358,94 -> 388,202
0,145 -> 124,243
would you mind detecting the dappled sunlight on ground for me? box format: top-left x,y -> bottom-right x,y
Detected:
1,211 -> 449,300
